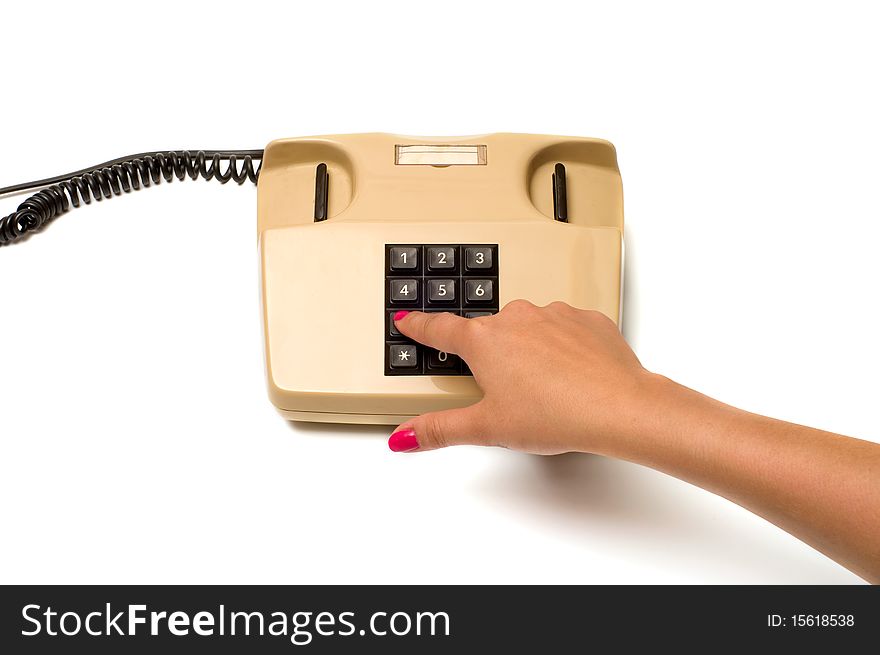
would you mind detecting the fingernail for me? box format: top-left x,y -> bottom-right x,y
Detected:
388,429 -> 419,452
393,310 -> 410,321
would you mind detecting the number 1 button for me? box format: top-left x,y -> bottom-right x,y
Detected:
390,247 -> 418,270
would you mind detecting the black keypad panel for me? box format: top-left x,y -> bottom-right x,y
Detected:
385,244 -> 498,375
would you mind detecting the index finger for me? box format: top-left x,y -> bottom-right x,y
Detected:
393,311 -> 472,355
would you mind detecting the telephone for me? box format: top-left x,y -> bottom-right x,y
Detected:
1,133 -> 624,425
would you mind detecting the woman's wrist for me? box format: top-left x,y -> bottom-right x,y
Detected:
598,371 -> 768,494
589,371 -> 719,463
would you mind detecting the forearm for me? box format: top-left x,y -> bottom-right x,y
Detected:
600,375 -> 880,583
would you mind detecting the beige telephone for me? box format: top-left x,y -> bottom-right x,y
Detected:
1,133 -> 624,425
258,133 -> 624,424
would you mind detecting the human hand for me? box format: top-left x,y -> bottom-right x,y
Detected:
387,301 -> 667,455
388,302 -> 880,584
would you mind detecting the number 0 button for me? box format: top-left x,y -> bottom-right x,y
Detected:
466,279 -> 493,303
427,349 -> 458,370
390,279 -> 418,303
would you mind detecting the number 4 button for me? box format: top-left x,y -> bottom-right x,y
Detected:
390,279 -> 418,303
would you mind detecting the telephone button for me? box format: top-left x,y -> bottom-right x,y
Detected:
426,349 -> 460,371
388,311 -> 409,338
389,247 -> 418,271
427,246 -> 456,271
427,279 -> 456,303
390,279 -> 419,304
389,344 -> 419,369
465,279 -> 494,304
465,246 -> 493,271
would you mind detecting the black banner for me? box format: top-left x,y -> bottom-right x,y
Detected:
1,585 -> 876,652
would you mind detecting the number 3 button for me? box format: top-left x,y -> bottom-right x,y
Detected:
465,246 -> 492,271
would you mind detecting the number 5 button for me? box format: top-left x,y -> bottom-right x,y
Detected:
428,279 -> 456,303
465,279 -> 493,303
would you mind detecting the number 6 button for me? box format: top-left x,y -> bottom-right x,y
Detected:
465,279 -> 493,304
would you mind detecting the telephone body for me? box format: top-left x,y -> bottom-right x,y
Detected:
258,133 -> 624,425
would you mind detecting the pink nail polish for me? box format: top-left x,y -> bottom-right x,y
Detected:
388,429 -> 419,452
393,310 -> 410,322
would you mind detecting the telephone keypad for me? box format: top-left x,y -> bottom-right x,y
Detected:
385,244 -> 498,375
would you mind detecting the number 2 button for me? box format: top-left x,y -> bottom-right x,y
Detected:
427,247 -> 455,271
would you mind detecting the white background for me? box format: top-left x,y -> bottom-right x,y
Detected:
1,1 -> 877,584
